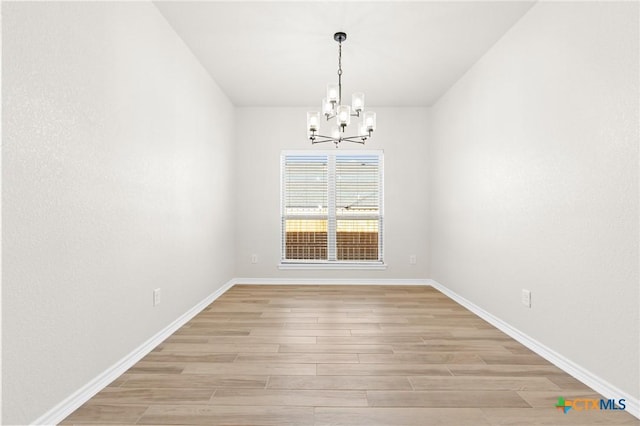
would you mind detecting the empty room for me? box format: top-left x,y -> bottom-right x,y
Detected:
2,1 -> 639,425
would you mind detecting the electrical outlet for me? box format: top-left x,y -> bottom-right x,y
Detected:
251,254 -> 258,264
522,289 -> 531,308
409,255 -> 417,265
153,288 -> 161,306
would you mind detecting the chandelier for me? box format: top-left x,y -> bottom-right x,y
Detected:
307,32 -> 377,147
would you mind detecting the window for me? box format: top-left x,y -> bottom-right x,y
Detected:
281,151 -> 384,266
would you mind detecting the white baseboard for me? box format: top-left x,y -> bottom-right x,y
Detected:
30,277 -> 427,425
233,277 -> 431,286
429,279 -> 640,420
31,277 -> 638,424
31,279 -> 236,426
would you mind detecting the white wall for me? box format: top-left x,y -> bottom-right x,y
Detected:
429,1 -> 639,401
235,107 -> 429,280
2,3 -> 235,424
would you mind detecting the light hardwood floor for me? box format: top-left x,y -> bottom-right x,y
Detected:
61,285 -> 638,425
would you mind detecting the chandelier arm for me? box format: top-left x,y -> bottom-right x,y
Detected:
311,136 -> 367,145
311,133 -> 335,139
311,138 -> 335,145
339,136 -> 367,144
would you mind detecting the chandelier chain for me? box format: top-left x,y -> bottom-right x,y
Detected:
337,41 -> 343,104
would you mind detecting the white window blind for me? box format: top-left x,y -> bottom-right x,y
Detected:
281,151 -> 383,264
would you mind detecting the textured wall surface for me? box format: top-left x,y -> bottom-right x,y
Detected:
3,1 -> 639,424
2,3 -> 235,424
429,2 -> 639,399
234,107 -> 429,280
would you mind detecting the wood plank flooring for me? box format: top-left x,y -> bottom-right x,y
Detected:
61,285 -> 638,425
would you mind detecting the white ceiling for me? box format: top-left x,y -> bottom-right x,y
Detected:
154,1 -> 535,107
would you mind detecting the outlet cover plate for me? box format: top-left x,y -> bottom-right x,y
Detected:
522,289 -> 531,308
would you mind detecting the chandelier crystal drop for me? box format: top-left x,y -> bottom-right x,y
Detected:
307,32 -> 376,147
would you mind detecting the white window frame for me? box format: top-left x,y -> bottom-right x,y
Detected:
279,150 -> 386,270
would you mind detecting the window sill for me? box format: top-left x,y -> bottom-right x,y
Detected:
279,262 -> 387,270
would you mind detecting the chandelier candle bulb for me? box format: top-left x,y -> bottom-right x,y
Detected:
364,111 -> 377,131
322,98 -> 333,115
327,84 -> 339,103
307,112 -> 320,132
337,105 -> 351,127
358,122 -> 368,137
352,93 -> 364,113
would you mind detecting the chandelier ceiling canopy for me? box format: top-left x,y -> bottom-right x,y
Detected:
307,32 -> 377,147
